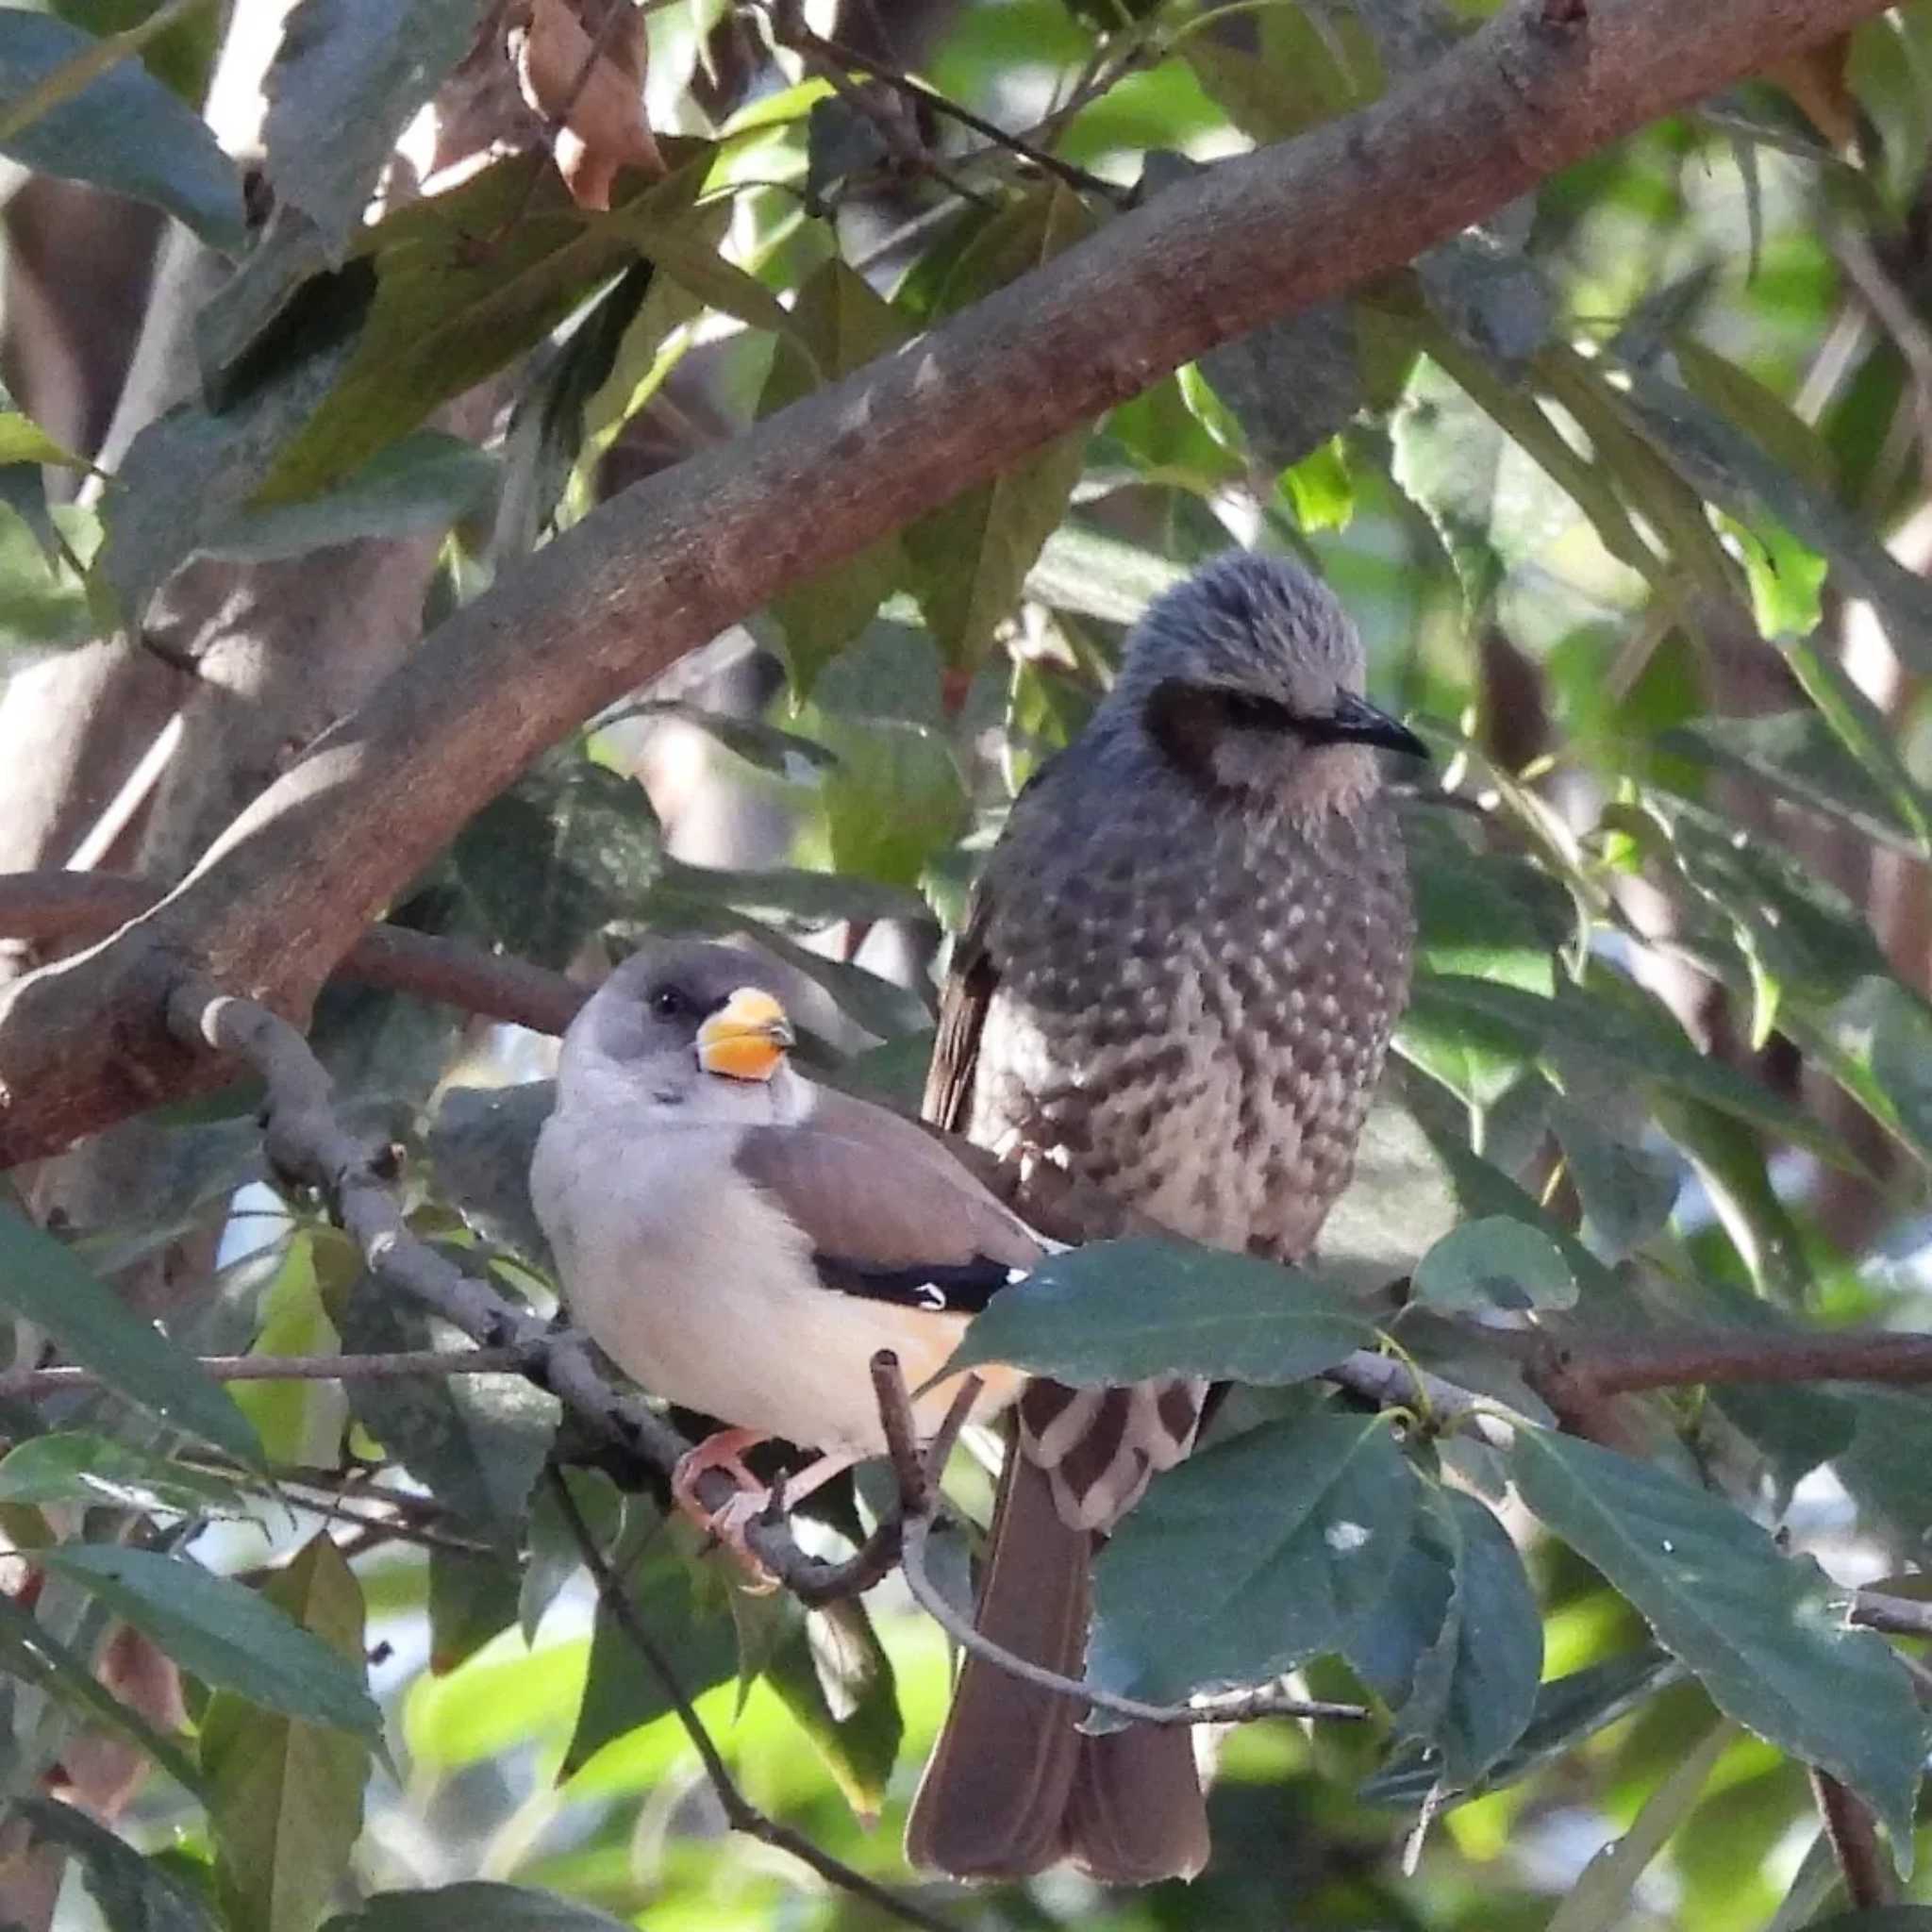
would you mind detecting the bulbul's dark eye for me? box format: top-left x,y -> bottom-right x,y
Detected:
650,985 -> 687,1019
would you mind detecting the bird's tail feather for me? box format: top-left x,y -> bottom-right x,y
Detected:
906,1446 -> 1086,1877
905,1444 -> 1208,1884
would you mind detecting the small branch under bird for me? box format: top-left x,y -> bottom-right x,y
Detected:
907,549 -> 1424,1885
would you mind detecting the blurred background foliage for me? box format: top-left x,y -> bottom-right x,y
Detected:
5,1 -> 1932,1930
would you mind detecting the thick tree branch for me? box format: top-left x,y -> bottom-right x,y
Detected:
0,0 -> 1892,1163
1525,1328 -> 1932,1400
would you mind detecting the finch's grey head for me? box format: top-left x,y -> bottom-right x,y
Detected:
558,938 -> 796,1111
1107,551 -> 1425,813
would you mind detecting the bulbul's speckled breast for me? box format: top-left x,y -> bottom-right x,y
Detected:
970,787 -> 1412,1262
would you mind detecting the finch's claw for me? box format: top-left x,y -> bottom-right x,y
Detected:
671,1428 -> 779,1590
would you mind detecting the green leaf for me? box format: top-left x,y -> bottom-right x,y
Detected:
1363,1646 -> 1686,1807
262,0 -> 494,253
652,855 -> 929,930
1316,1081 -> 1465,1293
562,1531 -> 737,1774
1510,1426 -> 1926,1855
763,1601 -> 902,1822
17,1795 -> 220,1932
522,1468 -> 618,1645
258,145 -> 716,501
323,1884 -> 637,1932
201,430 -> 497,561
0,9 -> 243,247
1091,1411 -> 1414,1706
760,260 -> 915,695
202,1536 -> 370,1932
1544,1716 -> 1736,1932
42,1545 -> 382,1739
905,184 -> 1096,670
1399,1488 -> 1543,1786
0,1203 -> 260,1464
1547,1102 -> 1679,1259
428,1544 -> 521,1675
1411,1216 -> 1576,1315
1661,708 -> 1930,855
337,1269 -> 557,1539
945,1236 -> 1378,1387
0,1434 -> 253,1518
1616,365 -> 1932,675
0,406 -> 84,469
1389,354 -> 1581,615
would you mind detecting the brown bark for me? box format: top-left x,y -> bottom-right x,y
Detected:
0,0 -> 1901,1165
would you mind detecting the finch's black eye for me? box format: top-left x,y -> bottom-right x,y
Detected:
649,984 -> 688,1019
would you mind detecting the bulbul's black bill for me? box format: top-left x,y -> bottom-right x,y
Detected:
1304,691 -> 1430,759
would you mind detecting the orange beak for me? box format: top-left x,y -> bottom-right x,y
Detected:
695,987 -> 794,1083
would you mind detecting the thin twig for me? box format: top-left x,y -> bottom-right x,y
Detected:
0,870 -> 584,1034
864,1355 -> 1369,1731
758,0 -> 1124,205
6,1346 -> 526,1401
899,1514 -> 1367,1730
1849,1590 -> 1932,1641
545,1464 -> 956,1932
1808,1768 -> 1894,1909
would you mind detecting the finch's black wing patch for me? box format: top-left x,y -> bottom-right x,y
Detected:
811,1252 -> 1021,1315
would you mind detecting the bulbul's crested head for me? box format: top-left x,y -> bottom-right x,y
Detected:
1104,549 -> 1425,810
559,938 -> 797,1107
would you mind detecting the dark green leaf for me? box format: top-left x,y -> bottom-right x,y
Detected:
905,185 -> 1096,669
0,10 -> 243,247
1617,365 -> 1932,674
1400,1488 -> 1542,1786
201,430 -> 497,561
945,1237 -> 1378,1387
428,1544 -> 521,1674
1808,1913 -> 1932,1930
42,1545 -> 382,1738
1547,1103 -> 1679,1259
17,1795 -> 220,1932
761,260 -> 915,694
323,1883 -> 637,1932
0,1203 -> 259,1464
262,0 -> 494,253
1091,1411 -> 1414,1705
562,1533 -> 737,1773
1511,1426 -> 1926,1852
1411,1216 -> 1576,1315
426,1081 -> 556,1267
1362,1647 -> 1686,1806
258,146 -> 714,501
764,1600 -> 902,1821
522,1467 -> 619,1645
202,1536 -> 369,1932
0,1434 -> 252,1517
338,1270 -> 557,1539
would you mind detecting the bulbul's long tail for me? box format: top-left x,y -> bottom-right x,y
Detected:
905,1442 -> 1208,1884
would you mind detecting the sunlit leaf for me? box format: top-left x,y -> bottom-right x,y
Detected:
202,1536 -> 369,1932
